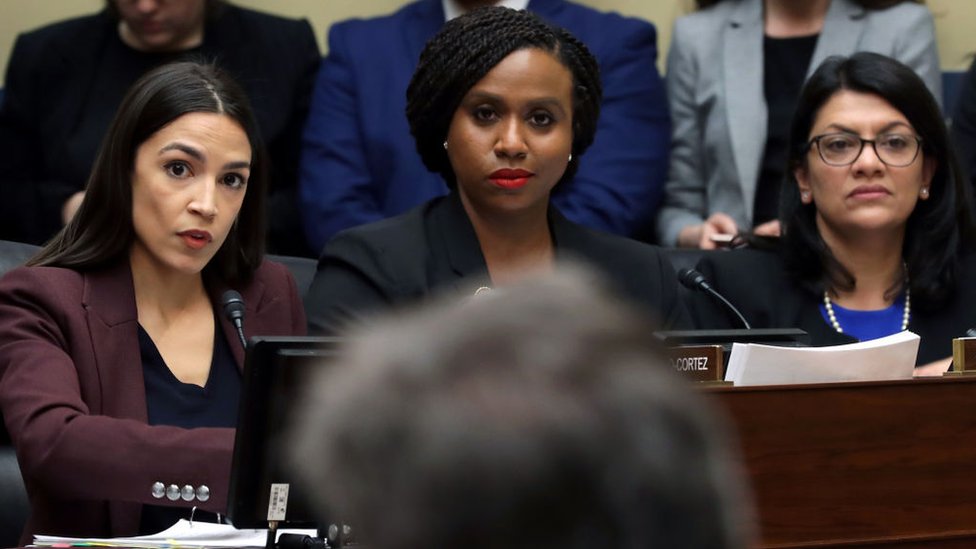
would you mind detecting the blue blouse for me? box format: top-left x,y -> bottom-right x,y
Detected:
818,293 -> 908,342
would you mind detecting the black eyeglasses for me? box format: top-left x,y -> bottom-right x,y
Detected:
807,132 -> 922,167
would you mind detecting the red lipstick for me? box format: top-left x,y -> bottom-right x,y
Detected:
489,168 -> 534,190
178,230 -> 213,250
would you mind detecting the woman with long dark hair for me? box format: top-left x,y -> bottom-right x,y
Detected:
0,61 -> 305,541
690,53 -> 976,371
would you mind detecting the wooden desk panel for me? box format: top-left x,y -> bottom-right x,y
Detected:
708,376 -> 976,548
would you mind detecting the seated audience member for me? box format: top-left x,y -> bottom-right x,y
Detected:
298,0 -> 670,251
0,0 -> 319,256
951,57 -> 976,185
0,62 -> 306,542
304,7 -> 686,334
690,53 -> 976,372
658,0 -> 941,249
291,268 -> 752,549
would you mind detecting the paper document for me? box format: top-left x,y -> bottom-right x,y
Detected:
34,519 -> 317,548
725,330 -> 920,386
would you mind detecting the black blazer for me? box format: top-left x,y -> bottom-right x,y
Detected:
305,194 -> 687,334
690,248 -> 976,365
0,5 -> 319,255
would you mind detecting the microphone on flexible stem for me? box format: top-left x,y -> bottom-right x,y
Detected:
221,290 -> 248,350
677,268 -> 752,330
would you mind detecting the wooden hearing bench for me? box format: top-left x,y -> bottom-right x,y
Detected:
706,375 -> 976,548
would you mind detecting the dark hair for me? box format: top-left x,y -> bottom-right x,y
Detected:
291,267 -> 750,549
29,61 -> 267,287
781,52 -> 976,309
695,0 -> 922,8
406,7 -> 602,190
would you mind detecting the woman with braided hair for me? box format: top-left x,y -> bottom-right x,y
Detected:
304,6 -> 686,334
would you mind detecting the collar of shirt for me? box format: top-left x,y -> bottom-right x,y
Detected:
442,0 -> 532,21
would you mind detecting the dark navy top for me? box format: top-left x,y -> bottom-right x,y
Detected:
138,314 -> 240,533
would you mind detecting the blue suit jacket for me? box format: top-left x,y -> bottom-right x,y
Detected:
299,0 -> 669,252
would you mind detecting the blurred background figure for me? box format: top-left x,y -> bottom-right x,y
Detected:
690,53 -> 976,373
950,57 -> 976,188
0,62 -> 306,543
0,0 -> 319,256
298,0 -> 670,252
291,266 -> 752,549
304,7 -> 685,335
658,0 -> 940,249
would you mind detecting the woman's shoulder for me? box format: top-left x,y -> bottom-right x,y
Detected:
0,265 -> 85,292
0,266 -> 90,324
324,202 -> 434,260
558,222 -> 668,269
697,247 -> 784,270
695,247 -> 792,291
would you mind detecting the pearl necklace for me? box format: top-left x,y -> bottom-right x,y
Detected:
822,286 -> 910,334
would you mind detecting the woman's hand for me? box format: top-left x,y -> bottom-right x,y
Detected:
62,191 -> 86,224
677,213 -> 738,249
913,357 -> 953,377
753,219 -> 782,238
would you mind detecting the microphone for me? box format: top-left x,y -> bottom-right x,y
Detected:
678,268 -> 752,329
221,290 -> 248,350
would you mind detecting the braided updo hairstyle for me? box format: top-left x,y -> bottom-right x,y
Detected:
406,6 -> 602,190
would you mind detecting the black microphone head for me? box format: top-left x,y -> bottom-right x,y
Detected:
221,289 -> 246,322
677,268 -> 709,291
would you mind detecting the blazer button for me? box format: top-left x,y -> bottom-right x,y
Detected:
166,484 -> 180,501
151,482 -> 165,499
196,485 -> 210,502
181,485 -> 195,501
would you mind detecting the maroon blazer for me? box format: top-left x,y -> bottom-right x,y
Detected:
0,259 -> 306,543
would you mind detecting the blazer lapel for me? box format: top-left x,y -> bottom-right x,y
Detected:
808,0 -> 865,76
430,194 -> 491,293
723,0 -> 765,221
82,262 -> 144,535
83,263 -> 144,421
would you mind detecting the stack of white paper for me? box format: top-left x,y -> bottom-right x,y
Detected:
34,519 -> 317,548
725,331 -> 920,386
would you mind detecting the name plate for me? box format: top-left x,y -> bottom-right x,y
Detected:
669,345 -> 724,382
952,337 -> 976,373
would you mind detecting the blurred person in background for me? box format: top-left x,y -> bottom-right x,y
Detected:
292,266 -> 752,549
0,0 -> 319,256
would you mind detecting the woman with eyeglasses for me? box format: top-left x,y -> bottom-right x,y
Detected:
657,0 -> 940,250
689,53 -> 976,372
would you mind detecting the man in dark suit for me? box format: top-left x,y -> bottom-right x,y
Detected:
298,0 -> 670,252
0,0 -> 320,256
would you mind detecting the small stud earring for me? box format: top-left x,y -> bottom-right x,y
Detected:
920,187 -> 929,199
442,141 -> 448,150
801,191 -> 811,203
568,153 -> 573,163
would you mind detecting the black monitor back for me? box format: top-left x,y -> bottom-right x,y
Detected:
228,336 -> 342,529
